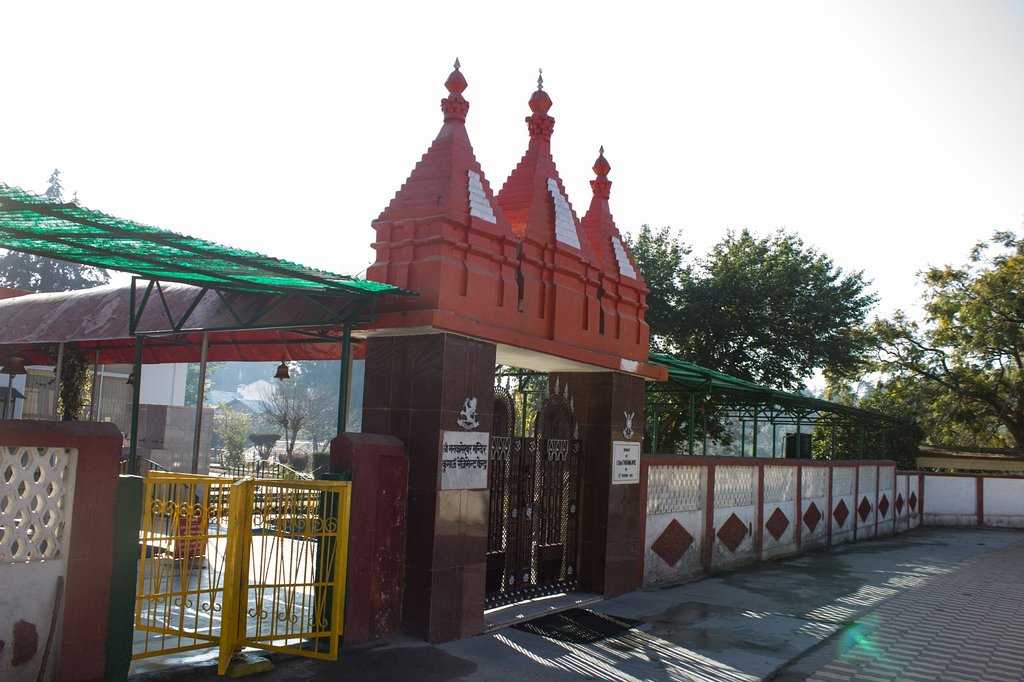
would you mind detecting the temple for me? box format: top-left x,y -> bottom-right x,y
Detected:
368,62 -> 664,380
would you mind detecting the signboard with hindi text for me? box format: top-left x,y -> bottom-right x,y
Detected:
440,431 -> 490,490
611,441 -> 640,484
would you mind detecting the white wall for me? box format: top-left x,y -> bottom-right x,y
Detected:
983,478 -> 1024,528
923,475 -> 977,526
140,363 -> 187,406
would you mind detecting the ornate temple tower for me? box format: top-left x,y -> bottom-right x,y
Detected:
579,147 -> 650,361
361,63 -> 662,643
368,64 -> 661,379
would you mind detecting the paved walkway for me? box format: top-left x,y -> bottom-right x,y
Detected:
153,527 -> 1024,681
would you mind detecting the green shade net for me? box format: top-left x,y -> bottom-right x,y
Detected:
650,352 -> 898,423
0,183 -> 411,297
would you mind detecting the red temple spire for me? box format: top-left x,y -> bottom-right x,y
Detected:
580,146 -> 642,282
441,58 -> 469,122
374,60 -> 508,230
497,71 -> 590,259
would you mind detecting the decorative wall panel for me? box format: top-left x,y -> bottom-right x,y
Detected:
647,466 -> 704,515
0,446 -> 76,563
714,466 -> 755,508
763,466 -> 796,504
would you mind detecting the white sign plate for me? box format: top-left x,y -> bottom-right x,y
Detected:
612,440 -> 640,485
440,430 -> 490,490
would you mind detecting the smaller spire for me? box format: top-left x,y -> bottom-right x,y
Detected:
590,146 -> 612,199
593,146 -> 611,178
441,59 -> 469,122
527,69 -> 554,139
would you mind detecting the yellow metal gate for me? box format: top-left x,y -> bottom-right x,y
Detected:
132,472 -> 351,674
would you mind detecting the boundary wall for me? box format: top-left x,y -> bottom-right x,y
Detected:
920,471 -> 1024,528
640,457 -> 922,586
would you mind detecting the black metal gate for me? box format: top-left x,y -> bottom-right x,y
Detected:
486,382 -> 582,609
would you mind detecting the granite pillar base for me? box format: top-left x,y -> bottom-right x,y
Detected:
552,372 -> 645,597
362,333 -> 495,643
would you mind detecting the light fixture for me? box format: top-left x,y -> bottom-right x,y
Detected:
274,359 -> 290,381
1,355 -> 26,376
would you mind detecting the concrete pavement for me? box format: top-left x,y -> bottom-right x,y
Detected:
155,527 -> 1024,681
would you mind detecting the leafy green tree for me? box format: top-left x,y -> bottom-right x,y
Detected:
874,232 -> 1023,447
628,226 -> 876,391
0,169 -> 110,292
213,407 -> 252,467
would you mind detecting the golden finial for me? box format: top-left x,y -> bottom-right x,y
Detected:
537,68 -> 544,90
454,57 -> 461,70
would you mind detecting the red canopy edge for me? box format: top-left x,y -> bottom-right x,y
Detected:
0,283 -> 367,365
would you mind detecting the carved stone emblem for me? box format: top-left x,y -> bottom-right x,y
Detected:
457,397 -> 480,430
623,411 -> 635,440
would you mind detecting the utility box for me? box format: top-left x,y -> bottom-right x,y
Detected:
785,432 -> 812,459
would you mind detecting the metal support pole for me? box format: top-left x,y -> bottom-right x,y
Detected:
3,373 -> 12,419
336,323 -> 352,437
52,342 -> 64,420
190,332 -> 209,474
96,361 -> 106,422
752,408 -> 759,459
795,415 -> 802,459
687,393 -> 696,456
740,418 -> 746,458
89,350 -> 100,420
650,404 -> 658,455
129,336 -> 143,475
702,394 -> 709,455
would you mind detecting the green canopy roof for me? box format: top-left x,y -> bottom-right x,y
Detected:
650,352 -> 898,423
0,183 -> 412,297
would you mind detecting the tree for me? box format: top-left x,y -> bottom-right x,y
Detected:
259,381 -> 310,457
290,361 -> 341,452
45,169 -> 63,202
874,232 -> 1024,447
184,362 -> 224,406
0,169 -> 111,293
628,226 -> 876,391
213,407 -> 251,467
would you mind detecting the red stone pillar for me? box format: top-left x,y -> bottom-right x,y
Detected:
361,333 -> 495,643
329,433 -> 408,645
551,372 -> 645,597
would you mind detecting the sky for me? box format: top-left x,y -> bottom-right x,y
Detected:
1,1 -> 1022,320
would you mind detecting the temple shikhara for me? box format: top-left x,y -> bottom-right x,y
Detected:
368,61 -> 663,381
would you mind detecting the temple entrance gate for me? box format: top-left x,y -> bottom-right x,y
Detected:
485,372 -> 583,608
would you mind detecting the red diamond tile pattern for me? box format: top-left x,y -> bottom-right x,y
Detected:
909,491 -> 918,511
834,499 -> 849,528
717,513 -> 748,553
651,519 -> 694,567
858,496 -> 872,522
766,507 -> 790,541
895,493 -> 905,515
803,502 -> 822,532
878,494 -> 890,518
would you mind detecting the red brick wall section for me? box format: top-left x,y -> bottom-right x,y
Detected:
0,420 -> 122,682
329,433 -> 409,646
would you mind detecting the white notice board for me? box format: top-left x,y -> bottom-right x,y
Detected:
612,441 -> 640,484
440,431 -> 489,490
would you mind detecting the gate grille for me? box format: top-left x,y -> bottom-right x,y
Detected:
486,435 -> 582,609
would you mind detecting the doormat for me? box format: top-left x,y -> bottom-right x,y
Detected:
513,609 -> 641,644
